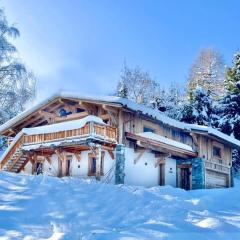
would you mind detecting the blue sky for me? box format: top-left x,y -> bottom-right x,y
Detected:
2,0 -> 240,100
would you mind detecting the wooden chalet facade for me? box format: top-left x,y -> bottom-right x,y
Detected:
0,92 -> 239,189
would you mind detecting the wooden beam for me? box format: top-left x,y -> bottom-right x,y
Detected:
79,101 -> 97,115
134,150 -> 145,164
155,157 -> 165,168
17,157 -> 30,173
39,110 -> 57,119
99,113 -> 110,121
55,111 -> 89,122
55,149 -> 65,162
108,150 -> 115,160
45,156 -> 51,165
96,145 -> 102,180
138,141 -> 190,159
74,152 -> 81,162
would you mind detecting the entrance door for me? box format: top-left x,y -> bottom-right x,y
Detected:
66,159 -> 71,176
36,162 -> 43,175
180,168 -> 191,190
159,163 -> 165,186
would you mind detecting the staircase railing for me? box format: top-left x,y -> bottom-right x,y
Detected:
0,133 -> 24,170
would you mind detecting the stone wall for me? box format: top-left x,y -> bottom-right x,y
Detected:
115,144 -> 125,184
176,157 -> 205,189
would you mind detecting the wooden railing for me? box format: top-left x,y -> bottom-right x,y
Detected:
0,134 -> 25,169
205,160 -> 230,174
23,122 -> 117,144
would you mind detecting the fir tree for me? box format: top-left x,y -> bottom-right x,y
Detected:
117,81 -> 128,98
180,87 -> 213,125
213,52 -> 240,172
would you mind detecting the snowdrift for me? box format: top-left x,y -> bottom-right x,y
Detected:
0,172 -> 240,240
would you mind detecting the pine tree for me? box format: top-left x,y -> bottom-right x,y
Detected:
187,48 -> 225,100
180,87 -> 213,125
117,80 -> 128,98
213,52 -> 240,172
151,83 -> 184,120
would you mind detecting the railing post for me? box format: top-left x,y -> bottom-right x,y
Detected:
90,122 -> 94,135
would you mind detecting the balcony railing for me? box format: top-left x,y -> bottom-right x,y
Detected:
205,159 -> 230,174
0,122 -> 117,170
23,122 -> 118,145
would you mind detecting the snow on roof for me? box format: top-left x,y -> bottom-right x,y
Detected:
189,124 -> 240,148
22,115 -> 105,135
0,91 -> 240,148
0,91 -> 187,134
137,132 -> 195,152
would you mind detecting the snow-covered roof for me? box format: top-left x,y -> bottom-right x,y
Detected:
137,132 -> 195,153
0,91 -> 240,148
22,115 -> 105,135
0,91 -> 186,134
189,124 -> 240,148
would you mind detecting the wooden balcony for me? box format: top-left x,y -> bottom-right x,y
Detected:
0,122 -> 117,171
205,159 -> 230,174
23,122 -> 117,145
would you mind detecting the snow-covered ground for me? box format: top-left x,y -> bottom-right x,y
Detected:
0,172 -> 240,240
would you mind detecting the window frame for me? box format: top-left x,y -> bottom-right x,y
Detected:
143,125 -> 155,133
212,145 -> 222,159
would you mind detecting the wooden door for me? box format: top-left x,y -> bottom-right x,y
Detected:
159,163 -> 165,186
180,168 -> 191,190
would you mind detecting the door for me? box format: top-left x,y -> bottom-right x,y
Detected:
159,163 -> 165,186
36,162 -> 43,175
180,168 -> 191,190
206,170 -> 228,188
66,159 -> 71,176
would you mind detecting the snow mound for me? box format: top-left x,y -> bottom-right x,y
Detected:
0,172 -> 240,239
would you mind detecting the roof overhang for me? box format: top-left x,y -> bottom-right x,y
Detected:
125,132 -> 198,159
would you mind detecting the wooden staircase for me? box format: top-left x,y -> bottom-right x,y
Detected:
2,149 -> 28,173
0,134 -> 28,173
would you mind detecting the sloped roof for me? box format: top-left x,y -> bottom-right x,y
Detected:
0,91 -> 240,148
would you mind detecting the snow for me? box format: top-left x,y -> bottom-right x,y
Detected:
0,172 -> 240,239
189,124 -> 240,148
137,132 -> 194,152
0,91 -> 239,148
22,115 -> 105,135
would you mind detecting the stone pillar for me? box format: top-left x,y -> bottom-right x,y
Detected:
96,145 -> 102,181
115,144 -> 125,184
191,158 -> 205,189
230,167 -> 234,187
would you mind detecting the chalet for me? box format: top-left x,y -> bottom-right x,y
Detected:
0,92 -> 239,190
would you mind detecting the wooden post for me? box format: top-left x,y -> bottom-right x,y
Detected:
31,153 -> 37,175
96,145 -> 102,181
61,151 -> 67,177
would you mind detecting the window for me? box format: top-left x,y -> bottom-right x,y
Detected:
213,146 -> 221,158
88,152 -> 105,176
143,126 -> 155,133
